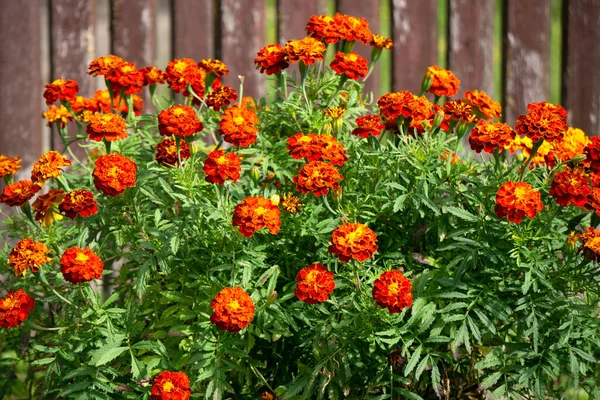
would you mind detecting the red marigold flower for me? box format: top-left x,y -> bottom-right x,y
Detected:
515,102 -> 568,143
255,44 -> 289,75
150,370 -> 191,400
294,263 -> 335,304
86,112 -> 127,142
158,105 -> 203,137
32,189 -> 65,227
203,150 -> 241,185
93,153 -> 136,197
285,37 -> 326,65
584,136 -> 600,171
426,66 -> 460,97
464,90 -> 501,119
328,222 -> 378,263
286,133 -> 348,166
549,170 -> 591,207
43,105 -> 73,128
165,58 -> 203,92
586,188 -> 600,216
155,138 -> 191,167
0,290 -> 35,329
205,84 -> 238,111
330,51 -> 368,80
494,181 -> 543,224
232,196 -> 281,238
370,34 -> 394,49
372,270 -> 413,314
141,66 -> 166,86
335,13 -> 373,44
8,238 -> 52,277
579,227 -> 600,263
306,14 -> 340,43
469,120 -> 515,154
106,61 -> 144,95
377,91 -> 434,122
59,189 -> 98,219
88,54 -> 124,76
218,107 -> 259,147
60,247 -> 104,284
353,115 -> 384,138
210,287 -> 255,332
30,151 -> 71,187
281,192 -> 303,214
199,59 -> 229,77
0,180 -> 40,207
444,99 -> 476,123
0,155 -> 22,177
43,78 -> 79,105
293,161 -> 343,197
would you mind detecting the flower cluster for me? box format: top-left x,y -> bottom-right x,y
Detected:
205,84 -> 238,111
285,37 -> 327,65
232,196 -> 281,237
495,181 -> 543,224
0,290 -> 35,329
60,247 -> 104,284
8,239 -> 52,277
328,223 -> 378,263
43,105 -> 73,127
579,227 -> 600,263
210,287 -> 255,332
464,90 -> 501,119
254,44 -> 289,75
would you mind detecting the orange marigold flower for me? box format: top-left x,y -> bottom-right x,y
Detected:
158,105 -> 203,137
286,133 -> 347,166
106,61 -> 144,95
93,153 -> 136,197
150,371 -> 191,400
353,115 -> 384,138
306,14 -> 340,43
165,58 -> 203,92
324,106 -> 346,120
199,59 -> 229,77
584,136 -> 600,171
59,189 -> 98,219
232,196 -> 281,238
141,66 -> 165,86
585,188 -> 600,216
281,192 -> 302,214
378,91 -> 434,122
69,95 -> 100,114
60,247 -> 103,284
370,34 -> 394,49
372,270 -> 413,314
293,161 -> 343,197
31,151 -> 72,186
0,290 -> 35,329
495,181 -> 543,224
155,138 -> 191,167
93,89 -> 143,116
426,66 -> 460,97
0,155 -> 22,177
43,78 -> 79,105
567,231 -> 580,247
88,54 -> 124,76
32,189 -> 65,227
294,263 -> 335,304
210,287 -> 255,332
285,37 -> 326,65
553,127 -> 589,163
549,170 -> 591,207
515,102 -> 568,143
336,13 -> 373,44
579,227 -> 600,262
328,222 -> 378,263
86,112 -> 127,142
43,105 -> 73,128
218,107 -> 259,147
205,84 -> 238,111
464,90 -> 501,119
259,388 -> 278,400
444,99 -> 475,122
440,150 -> 460,164
8,238 -> 52,277
0,181 -> 40,206
203,150 -> 241,185
255,44 -> 289,75
330,51 -> 368,80
469,120 -> 515,154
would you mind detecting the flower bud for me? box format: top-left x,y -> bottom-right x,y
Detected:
420,71 -> 433,94
569,154 -> 587,164
321,122 -> 332,135
432,109 -> 445,130
266,290 -> 278,305
250,166 -> 261,183
270,194 -> 280,206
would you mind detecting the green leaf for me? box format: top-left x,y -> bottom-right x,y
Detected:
89,346 -> 128,367
404,345 -> 422,376
481,371 -> 502,389
444,206 -> 478,222
473,308 -> 497,334
31,357 -> 55,366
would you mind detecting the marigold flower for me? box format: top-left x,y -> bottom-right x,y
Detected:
155,138 -> 191,167
218,107 -> 259,147
60,247 -> 103,284
8,238 -> 52,277
352,115 -> 384,138
505,135 -> 554,167
579,227 -> 600,262
205,84 -> 238,111
285,37 -> 326,65
549,170 -> 591,207
286,133 -> 347,166
281,193 -> 302,214
210,287 -> 255,332
43,105 -> 73,128
469,120 -> 515,154
165,58 -> 203,92
255,44 -> 289,75
59,189 -> 98,219
495,181 -> 543,224
94,89 -> 143,116
0,290 -> 35,329
141,66 -> 165,86
199,59 -> 229,77
93,153 -> 136,197
86,112 -> 127,142
294,263 -> 335,304
372,270 -> 413,314
515,102 -> 568,143
0,155 -> 22,177
585,188 -> 600,216
43,78 -> 79,105
328,222 -> 378,263
584,136 -> 600,171
293,161 -> 343,197
324,106 -> 346,120
88,54 -> 124,76
259,388 -> 278,400
426,66 -> 460,97
440,150 -> 460,164
330,51 -> 368,80
335,13 -> 373,44
32,189 -> 65,227
30,151 -> 71,186
0,181 -> 40,206
464,90 -> 501,120
69,95 -> 100,114
306,14 -> 340,43
232,196 -> 281,238
371,34 -> 394,49
106,61 -> 144,95
158,105 -> 203,137
377,91 -> 434,122
444,99 -> 476,123
203,150 -> 241,185
150,370 -> 191,400
553,127 -> 589,163
567,231 -> 580,247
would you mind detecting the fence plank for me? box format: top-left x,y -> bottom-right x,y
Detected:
172,0 -> 214,60
278,0 -> 322,42
110,0 -> 156,68
448,0 -> 495,97
391,0 -> 438,94
563,0 -> 600,136
503,0 -> 550,124
219,0 -> 266,98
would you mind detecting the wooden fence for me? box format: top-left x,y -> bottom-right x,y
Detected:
0,0 -> 599,173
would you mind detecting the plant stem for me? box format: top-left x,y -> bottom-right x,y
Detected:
520,139 -> 544,180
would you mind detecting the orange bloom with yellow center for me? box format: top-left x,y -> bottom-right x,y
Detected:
549,170 -> 591,207
371,34 -> 394,49
155,138 -> 191,167
106,61 -> 144,95
0,290 -> 35,329
353,115 -> 384,138
255,44 -> 289,75
93,153 -> 137,197
59,189 -> 98,219
515,102 -> 568,143
203,150 -> 241,185
165,58 -> 203,92
232,196 -> 281,238
293,161 -> 343,197
336,13 -> 373,44
444,99 -> 476,122
69,95 -> 100,114
426,66 -> 460,97
0,180 -> 40,207
286,133 -> 348,166
210,287 -> 255,332
32,189 -> 65,227
281,192 -> 303,214
8,238 -> 52,277
372,270 -> 413,314
464,90 -> 501,119
306,14 -> 341,43
285,37 -> 326,65
158,105 -> 203,137
43,78 -> 79,105
324,106 -> 346,120
141,66 -> 165,86
378,91 -> 433,122
205,84 -> 238,111
579,227 -> 600,263
495,181 -> 543,224
218,106 -> 259,147
294,263 -> 335,304
330,51 -> 368,80
31,151 -> 72,186
328,222 -> 378,263
150,371 -> 191,400
199,59 -> 229,77
43,105 -> 73,128
60,247 -> 104,284
86,112 -> 128,142
88,54 -> 124,76
469,120 -> 515,154
505,135 -> 554,167
0,155 -> 22,177
553,127 -> 589,163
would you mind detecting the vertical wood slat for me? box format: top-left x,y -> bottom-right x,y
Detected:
111,0 -> 157,68
219,0 -> 266,98
391,0 -> 438,94
563,0 -> 600,136
503,0 -> 550,124
172,0 -> 214,61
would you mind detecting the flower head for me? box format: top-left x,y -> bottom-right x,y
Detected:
353,115 -> 384,138
165,58 -> 203,92
255,44 -> 289,75
584,136 -> 600,171
426,66 -> 460,97
93,153 -> 137,196
306,14 -> 341,43
515,102 -> 568,143
158,105 -> 203,137
44,78 -> 79,104
199,59 -> 229,77
150,370 -> 191,400
553,127 -> 589,163
549,170 -> 591,207
0,290 -> 35,329
32,189 -> 65,227
464,90 -> 501,119
59,189 -> 98,219
203,150 -> 241,185
86,112 -> 128,142
281,193 -> 303,214
8,239 -> 52,277
155,138 -> 191,167
495,181 -> 543,223
469,120 -> 515,154
372,270 -> 413,314
43,105 -> 73,128
205,84 -> 238,111
0,181 -> 40,207
88,55 -> 124,76
31,151 -> 72,186
218,106 -> 259,147
94,89 -> 143,115
286,133 -> 347,166
378,91 -> 433,122
285,37 -> 326,65
579,227 -> 600,263
141,66 -> 165,86
330,52 -> 368,80
232,196 -> 281,238
370,34 -> 394,49
60,247 -> 104,284
210,287 -> 255,332
328,222 -> 378,263
335,13 -> 373,44
0,155 -> 21,178
294,263 -> 335,304
105,61 -> 144,95
293,161 -> 343,197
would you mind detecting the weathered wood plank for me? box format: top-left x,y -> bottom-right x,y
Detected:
172,0 -> 214,60
278,0 -> 322,43
504,0 -> 550,124
563,0 -> 600,136
110,0 -> 156,67
391,0 -> 438,94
